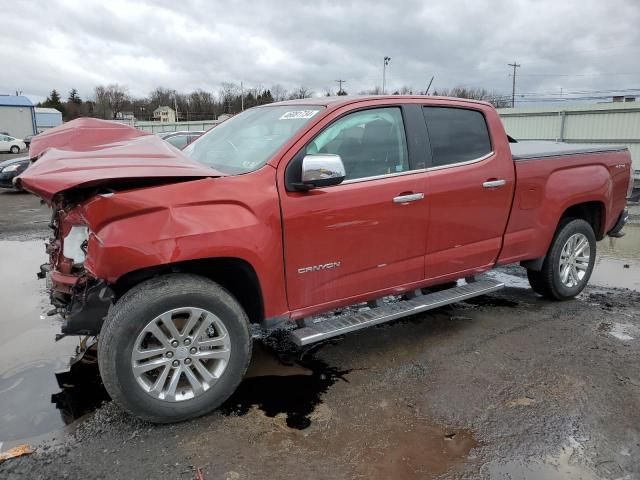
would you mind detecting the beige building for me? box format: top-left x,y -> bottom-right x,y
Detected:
153,106 -> 176,123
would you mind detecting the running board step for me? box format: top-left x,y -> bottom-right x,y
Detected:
290,279 -> 504,346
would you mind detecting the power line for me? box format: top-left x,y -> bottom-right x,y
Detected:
508,61 -> 521,107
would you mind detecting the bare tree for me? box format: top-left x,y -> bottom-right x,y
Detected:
149,87 -> 177,108
288,86 -> 313,99
270,84 -> 288,102
433,87 -> 510,108
219,82 -> 239,113
106,84 -> 130,119
359,86 -> 383,95
94,85 -> 110,119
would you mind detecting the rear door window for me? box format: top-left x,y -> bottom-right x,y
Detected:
422,107 -> 492,167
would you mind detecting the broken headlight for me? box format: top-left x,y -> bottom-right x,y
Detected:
62,225 -> 89,266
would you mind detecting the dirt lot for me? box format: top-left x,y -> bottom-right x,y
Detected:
0,190 -> 639,480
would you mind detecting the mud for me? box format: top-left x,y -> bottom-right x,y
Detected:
1,193 -> 639,479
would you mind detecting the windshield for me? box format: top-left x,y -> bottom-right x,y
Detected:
183,105 -> 324,175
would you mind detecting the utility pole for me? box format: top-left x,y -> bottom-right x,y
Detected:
382,56 -> 391,94
335,79 -> 347,95
508,61 -> 521,107
425,76 -> 434,95
240,81 -> 244,111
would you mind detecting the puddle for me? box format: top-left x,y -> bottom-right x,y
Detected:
590,255 -> 640,292
486,437 -> 598,479
221,338 -> 350,429
0,240 -> 85,452
50,345 -> 110,425
593,223 -> 640,292
598,222 -> 640,259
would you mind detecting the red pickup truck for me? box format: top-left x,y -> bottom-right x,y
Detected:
18,96 -> 633,422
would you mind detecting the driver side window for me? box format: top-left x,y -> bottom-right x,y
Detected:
306,107 -> 409,181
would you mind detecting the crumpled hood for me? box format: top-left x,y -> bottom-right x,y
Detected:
17,118 -> 219,201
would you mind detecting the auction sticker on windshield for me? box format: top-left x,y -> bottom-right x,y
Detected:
280,110 -> 319,120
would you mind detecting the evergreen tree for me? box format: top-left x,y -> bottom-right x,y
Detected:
68,88 -> 82,104
41,89 -> 66,117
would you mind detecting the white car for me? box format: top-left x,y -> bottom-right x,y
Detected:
0,135 -> 27,154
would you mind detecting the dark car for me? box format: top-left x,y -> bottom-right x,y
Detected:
23,133 -> 38,147
158,130 -> 204,149
0,156 -> 30,190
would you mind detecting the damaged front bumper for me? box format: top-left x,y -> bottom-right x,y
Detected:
39,263 -> 114,335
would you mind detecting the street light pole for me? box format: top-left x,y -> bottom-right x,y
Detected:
382,56 -> 391,94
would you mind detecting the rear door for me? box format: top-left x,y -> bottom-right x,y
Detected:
423,105 -> 515,280
0,136 -> 9,152
279,105 -> 430,312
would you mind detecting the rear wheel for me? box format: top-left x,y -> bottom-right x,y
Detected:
526,219 -> 596,300
98,274 -> 252,423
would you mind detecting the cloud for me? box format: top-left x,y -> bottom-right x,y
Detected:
1,0 -> 638,104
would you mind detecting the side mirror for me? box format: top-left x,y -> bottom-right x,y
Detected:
296,154 -> 346,190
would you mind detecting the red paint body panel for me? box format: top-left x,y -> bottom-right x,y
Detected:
497,150 -> 631,265
22,98 -> 632,328
76,168 -> 289,319
424,102 -> 516,280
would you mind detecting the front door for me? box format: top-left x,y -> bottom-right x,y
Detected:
279,106 -> 429,312
422,105 -> 515,280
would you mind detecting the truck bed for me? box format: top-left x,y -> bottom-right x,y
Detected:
510,141 -> 627,161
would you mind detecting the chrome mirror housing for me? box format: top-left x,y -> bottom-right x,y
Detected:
299,154 -> 346,189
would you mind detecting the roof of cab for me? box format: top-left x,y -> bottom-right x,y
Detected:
267,95 -> 493,108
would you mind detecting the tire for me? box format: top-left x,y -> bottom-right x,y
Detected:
10,146 -> 19,154
526,218 -> 596,300
98,273 -> 252,423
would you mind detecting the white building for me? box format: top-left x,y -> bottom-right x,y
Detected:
0,95 -> 37,138
499,102 -> 640,179
153,106 -> 176,123
35,107 -> 63,132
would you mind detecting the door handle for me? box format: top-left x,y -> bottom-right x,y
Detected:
393,193 -> 424,204
483,179 -> 506,188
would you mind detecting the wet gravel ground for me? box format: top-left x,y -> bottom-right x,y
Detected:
1,191 -> 639,480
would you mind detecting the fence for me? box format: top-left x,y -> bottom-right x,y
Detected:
114,119 -> 221,134
498,103 -> 640,179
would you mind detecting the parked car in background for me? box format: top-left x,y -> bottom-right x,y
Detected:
158,131 -> 204,149
23,133 -> 38,148
0,135 -> 27,154
0,156 -> 29,190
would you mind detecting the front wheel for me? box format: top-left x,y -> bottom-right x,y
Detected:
527,218 -> 596,300
10,145 -> 19,154
98,274 -> 252,423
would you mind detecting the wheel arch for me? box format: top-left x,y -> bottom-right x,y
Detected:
112,257 -> 265,325
521,200 -> 605,272
558,200 -> 606,240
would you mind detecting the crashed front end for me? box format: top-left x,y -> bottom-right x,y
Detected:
40,203 -> 113,335
17,118 -> 216,337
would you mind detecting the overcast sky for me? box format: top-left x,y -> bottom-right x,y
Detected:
1,0 -> 639,105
